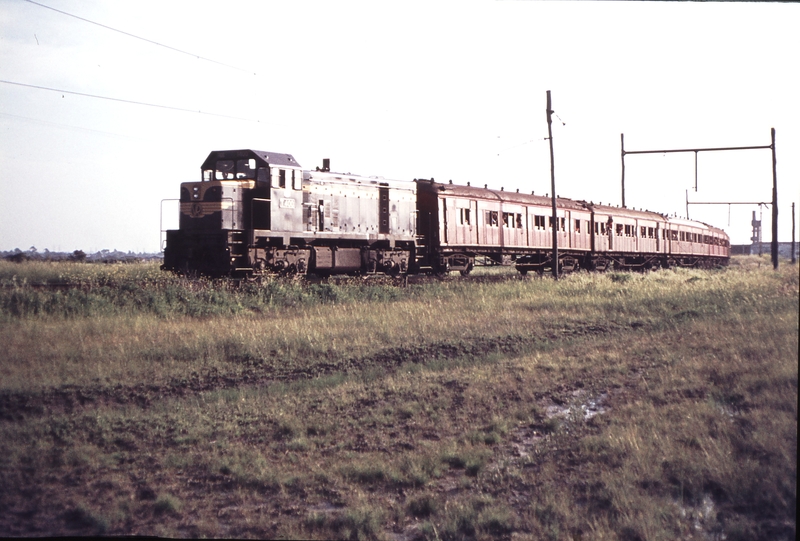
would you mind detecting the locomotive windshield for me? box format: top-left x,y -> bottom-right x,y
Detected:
202,158 -> 268,182
215,160 -> 235,179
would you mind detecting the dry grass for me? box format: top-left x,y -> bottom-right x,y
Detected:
0,256 -> 796,539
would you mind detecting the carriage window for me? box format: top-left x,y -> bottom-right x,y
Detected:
616,224 -> 623,236
575,219 -> 581,233
460,208 -> 471,225
535,215 -> 546,230
501,212 -> 521,228
486,211 -> 498,226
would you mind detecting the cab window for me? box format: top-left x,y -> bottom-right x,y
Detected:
236,158 -> 256,179
216,160 -> 235,180
272,169 -> 287,188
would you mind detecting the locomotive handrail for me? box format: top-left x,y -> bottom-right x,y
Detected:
159,198 -> 180,252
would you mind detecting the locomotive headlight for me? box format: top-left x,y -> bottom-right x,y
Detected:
193,186 -> 200,199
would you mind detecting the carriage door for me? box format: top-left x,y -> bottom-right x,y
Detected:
558,210 -> 569,249
379,185 -> 390,234
439,198 -> 449,244
456,199 -> 477,245
656,222 -> 660,252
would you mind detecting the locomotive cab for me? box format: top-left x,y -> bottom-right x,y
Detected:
196,150 -> 303,235
163,149 -> 303,276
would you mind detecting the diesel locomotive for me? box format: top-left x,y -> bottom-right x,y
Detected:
161,149 -> 730,277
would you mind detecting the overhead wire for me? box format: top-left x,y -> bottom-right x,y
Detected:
23,0 -> 255,74
0,110 -> 146,139
0,79 -> 260,122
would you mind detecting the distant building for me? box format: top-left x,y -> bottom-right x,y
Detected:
731,242 -> 796,260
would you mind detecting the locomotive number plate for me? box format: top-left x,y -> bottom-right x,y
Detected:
279,198 -> 296,209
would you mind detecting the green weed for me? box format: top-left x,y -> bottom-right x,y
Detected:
0,258 -> 795,539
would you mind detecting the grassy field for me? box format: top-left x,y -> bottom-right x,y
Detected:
0,257 -> 796,540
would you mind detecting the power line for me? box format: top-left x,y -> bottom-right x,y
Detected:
0,79 -> 259,122
0,111 -> 145,140
24,0 -> 254,74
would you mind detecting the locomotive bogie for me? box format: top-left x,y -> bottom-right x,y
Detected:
248,246 -> 310,275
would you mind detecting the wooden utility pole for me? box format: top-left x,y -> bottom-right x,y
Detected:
546,91 -> 558,280
770,128 -> 778,269
792,202 -> 796,265
620,133 -> 626,208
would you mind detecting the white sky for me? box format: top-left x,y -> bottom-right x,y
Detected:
1,0 -> 798,252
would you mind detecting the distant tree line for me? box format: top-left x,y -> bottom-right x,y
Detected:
2,247 -> 162,264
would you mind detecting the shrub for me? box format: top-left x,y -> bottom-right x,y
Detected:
154,493 -> 182,515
